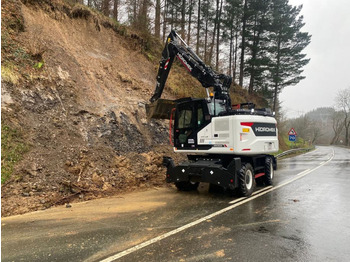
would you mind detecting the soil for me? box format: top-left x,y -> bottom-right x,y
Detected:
1,0 -> 185,217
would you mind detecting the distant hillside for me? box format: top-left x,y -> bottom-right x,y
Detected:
281,107 -> 347,145
306,107 -> 335,122
1,0 -> 270,216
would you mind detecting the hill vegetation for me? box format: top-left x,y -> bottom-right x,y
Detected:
281,105 -> 350,147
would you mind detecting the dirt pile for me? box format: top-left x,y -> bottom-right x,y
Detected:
1,0 -> 184,216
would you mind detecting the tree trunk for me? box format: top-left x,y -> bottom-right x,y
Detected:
209,0 -> 219,66
181,0 -> 186,39
196,0 -> 201,54
204,9 -> 209,63
155,0 -> 161,38
273,36 -> 281,112
215,0 -> 223,71
233,30 -> 238,82
113,0 -> 119,21
228,26 -> 233,76
136,0 -> 150,32
187,0 -> 193,43
162,0 -> 168,42
345,114 -> 350,146
239,0 -> 248,87
102,0 -> 110,16
248,14 -> 259,94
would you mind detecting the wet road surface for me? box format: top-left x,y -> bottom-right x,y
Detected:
2,146 -> 350,261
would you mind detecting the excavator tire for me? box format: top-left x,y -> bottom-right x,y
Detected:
238,163 -> 256,197
263,156 -> 274,186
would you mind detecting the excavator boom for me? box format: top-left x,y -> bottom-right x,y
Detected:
147,30 -> 232,119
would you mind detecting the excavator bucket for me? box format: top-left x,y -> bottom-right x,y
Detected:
146,99 -> 176,120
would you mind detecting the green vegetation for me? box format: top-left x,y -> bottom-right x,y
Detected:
1,125 -> 29,183
280,133 -> 312,149
34,61 -> 44,69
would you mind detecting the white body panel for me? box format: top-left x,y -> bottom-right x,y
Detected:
174,115 -> 279,155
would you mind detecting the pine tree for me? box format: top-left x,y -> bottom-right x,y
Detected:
268,0 -> 311,111
245,0 -> 270,94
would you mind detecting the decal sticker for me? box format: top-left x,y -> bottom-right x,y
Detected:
251,123 -> 277,136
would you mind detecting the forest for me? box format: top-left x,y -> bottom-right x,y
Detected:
78,0 -> 311,112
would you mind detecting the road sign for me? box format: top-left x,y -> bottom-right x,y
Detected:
289,135 -> 296,142
288,128 -> 297,136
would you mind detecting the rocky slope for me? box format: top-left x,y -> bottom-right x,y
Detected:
1,0 -> 184,216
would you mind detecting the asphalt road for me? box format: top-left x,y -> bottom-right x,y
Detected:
2,146 -> 350,262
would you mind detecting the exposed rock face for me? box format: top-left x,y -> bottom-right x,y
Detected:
1,0 -> 184,217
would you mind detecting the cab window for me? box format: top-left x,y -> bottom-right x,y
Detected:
208,100 -> 226,116
197,107 -> 204,127
177,109 -> 193,129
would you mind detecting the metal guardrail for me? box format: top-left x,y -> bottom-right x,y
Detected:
276,147 -> 314,158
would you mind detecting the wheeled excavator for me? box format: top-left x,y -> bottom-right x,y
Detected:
146,30 -> 278,196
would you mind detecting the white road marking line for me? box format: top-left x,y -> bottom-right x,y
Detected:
228,197 -> 246,205
253,185 -> 273,195
228,186 -> 273,204
99,149 -> 335,262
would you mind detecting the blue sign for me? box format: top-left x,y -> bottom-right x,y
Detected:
289,135 -> 296,142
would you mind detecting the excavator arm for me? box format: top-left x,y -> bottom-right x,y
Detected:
147,30 -> 232,119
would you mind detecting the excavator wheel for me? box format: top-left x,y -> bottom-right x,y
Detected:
263,156 -> 274,186
238,163 -> 256,197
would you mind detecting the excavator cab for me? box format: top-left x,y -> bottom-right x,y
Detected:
173,99 -> 210,149
172,98 -> 228,149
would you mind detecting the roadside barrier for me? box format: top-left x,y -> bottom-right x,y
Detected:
276,147 -> 314,158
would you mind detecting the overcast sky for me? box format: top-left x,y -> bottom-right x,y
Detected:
279,0 -> 350,118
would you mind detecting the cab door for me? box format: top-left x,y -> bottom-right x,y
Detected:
174,100 -> 209,149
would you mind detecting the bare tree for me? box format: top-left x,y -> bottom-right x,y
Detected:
335,88 -> 350,146
310,121 -> 323,145
330,110 -> 345,145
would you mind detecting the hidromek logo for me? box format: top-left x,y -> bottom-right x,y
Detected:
255,127 -> 276,133
177,53 -> 193,71
251,123 -> 277,136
